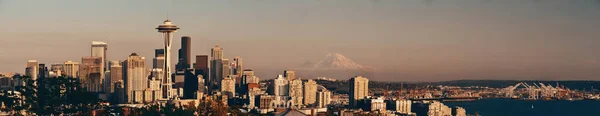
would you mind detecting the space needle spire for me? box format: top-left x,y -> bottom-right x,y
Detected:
156,19 -> 179,99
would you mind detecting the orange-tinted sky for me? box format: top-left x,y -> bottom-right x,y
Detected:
1,0 -> 599,81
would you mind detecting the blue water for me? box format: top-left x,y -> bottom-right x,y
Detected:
442,99 -> 600,116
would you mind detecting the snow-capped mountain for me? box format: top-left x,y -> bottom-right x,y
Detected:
309,53 -> 374,70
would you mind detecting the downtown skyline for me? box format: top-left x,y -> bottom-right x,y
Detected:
2,0 -> 600,81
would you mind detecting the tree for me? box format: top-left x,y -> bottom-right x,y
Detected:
0,76 -> 101,115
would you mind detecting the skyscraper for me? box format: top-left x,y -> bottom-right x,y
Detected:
289,79 -> 304,106
222,59 -> 230,82
284,70 -> 296,81
124,53 -> 146,103
91,41 -> 108,69
156,19 -> 179,99
183,68 -> 198,98
177,36 -> 191,71
211,45 -> 223,60
349,76 -> 369,108
25,60 -> 39,81
153,49 -> 165,70
303,79 -> 318,105
273,75 -> 289,96
210,45 -> 223,94
63,61 -> 79,78
316,86 -> 332,108
109,61 -> 123,93
197,76 -> 205,99
233,56 -> 243,76
80,56 -> 103,92
38,64 -> 48,79
91,41 -> 107,93
194,55 -> 210,93
50,64 -> 64,77
221,75 -> 236,98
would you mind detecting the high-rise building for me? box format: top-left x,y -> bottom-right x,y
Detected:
452,106 -> 467,116
221,75 -> 236,98
303,79 -> 318,105
386,99 -> 412,114
50,64 -> 64,77
183,68 -> 198,99
177,36 -> 192,71
222,59 -> 230,83
63,61 -> 79,78
124,53 -> 147,103
156,19 -> 179,99
349,76 -> 369,108
153,49 -> 165,70
113,80 -> 126,104
357,96 -> 386,111
211,45 -> 224,60
210,45 -> 224,94
194,55 -> 210,93
412,101 -> 452,116
233,56 -> 243,76
197,75 -> 205,97
38,64 -> 48,79
316,86 -> 332,108
289,79 -> 304,106
108,61 -> 123,93
284,70 -> 296,81
91,41 -> 107,93
80,57 -> 103,92
25,60 -> 39,81
273,75 -> 289,96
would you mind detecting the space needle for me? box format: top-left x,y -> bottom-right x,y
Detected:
156,19 -> 179,99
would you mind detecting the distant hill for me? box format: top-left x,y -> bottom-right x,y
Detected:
311,80 -> 600,94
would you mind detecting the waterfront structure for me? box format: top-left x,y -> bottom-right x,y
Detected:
303,79 -> 318,105
108,61 -> 123,93
349,76 -> 369,108
386,99 -> 412,114
221,75 -> 236,98
284,70 -> 296,81
124,53 -> 147,103
156,19 -> 179,99
412,101 -> 452,116
63,61 -> 79,78
357,96 -> 386,111
289,79 -> 304,106
177,36 -> 192,71
25,60 -> 39,81
80,57 -> 103,92
273,75 -> 289,96
452,106 -> 467,116
316,86 -> 332,108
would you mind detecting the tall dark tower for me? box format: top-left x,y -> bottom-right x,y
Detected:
177,36 -> 192,71
194,55 -> 210,94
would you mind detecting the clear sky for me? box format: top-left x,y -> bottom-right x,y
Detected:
1,0 -> 599,81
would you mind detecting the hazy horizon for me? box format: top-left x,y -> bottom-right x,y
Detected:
1,0 -> 600,81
